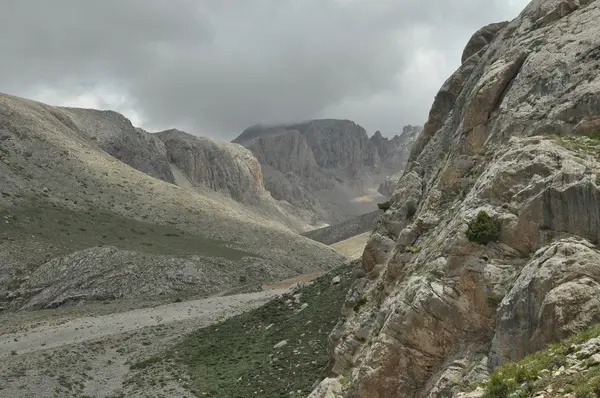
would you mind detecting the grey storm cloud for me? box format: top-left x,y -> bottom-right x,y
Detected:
0,0 -> 529,139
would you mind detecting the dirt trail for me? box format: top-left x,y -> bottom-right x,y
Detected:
0,289 -> 286,358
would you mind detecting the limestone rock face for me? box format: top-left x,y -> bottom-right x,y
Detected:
461,22 -> 509,63
370,125 -> 422,170
235,119 -> 379,173
53,108 -> 294,224
374,125 -> 423,196
310,1 -> 600,397
490,238 -> 600,368
158,129 -> 266,204
235,120 -> 419,223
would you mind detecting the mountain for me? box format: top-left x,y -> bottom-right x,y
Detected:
234,119 -> 420,224
309,0 -> 600,397
0,92 -> 344,312
372,125 -> 423,196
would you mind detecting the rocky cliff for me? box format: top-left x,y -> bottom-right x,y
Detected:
373,125 -> 423,196
234,120 -> 419,223
158,129 -> 266,204
310,1 -> 600,397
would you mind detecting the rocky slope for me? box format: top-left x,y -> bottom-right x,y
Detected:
309,1 -> 600,397
157,128 -> 314,231
0,92 -> 344,312
454,322 -> 600,397
57,111 -> 318,232
234,120 -> 419,224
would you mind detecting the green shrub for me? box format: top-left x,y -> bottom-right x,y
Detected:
583,131 -> 600,141
406,246 -> 422,254
483,364 -> 536,398
353,295 -> 368,312
486,291 -> 504,308
466,211 -> 501,244
406,201 -> 417,219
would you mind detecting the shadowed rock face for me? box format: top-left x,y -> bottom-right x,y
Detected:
58,108 -> 175,184
235,119 -> 380,173
309,0 -> 600,397
235,120 -> 420,223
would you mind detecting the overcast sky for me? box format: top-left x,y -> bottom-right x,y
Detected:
0,0 -> 529,139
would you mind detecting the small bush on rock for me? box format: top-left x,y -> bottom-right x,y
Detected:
466,211 -> 501,244
406,201 -> 417,219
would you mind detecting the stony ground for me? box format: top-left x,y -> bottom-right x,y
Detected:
0,285 -> 294,397
0,263 -> 358,398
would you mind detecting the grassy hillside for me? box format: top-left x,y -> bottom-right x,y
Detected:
464,324 -> 600,398
126,262 -> 360,398
0,199 -> 254,263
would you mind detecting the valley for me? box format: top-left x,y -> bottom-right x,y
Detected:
3,0 -> 600,397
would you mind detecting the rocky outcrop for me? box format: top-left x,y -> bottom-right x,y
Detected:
461,22 -> 509,63
374,125 -> 423,196
310,1 -> 600,397
58,108 -> 175,183
490,238 -> 600,368
235,120 -> 419,223
14,245 -> 298,311
158,129 -> 266,205
235,120 -> 380,173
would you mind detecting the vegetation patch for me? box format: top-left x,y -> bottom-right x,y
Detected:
479,324 -> 600,398
0,200 -> 255,262
466,211 -> 501,244
406,201 -> 418,219
130,263 -> 359,398
550,132 -> 600,162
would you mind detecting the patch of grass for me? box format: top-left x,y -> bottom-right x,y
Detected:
466,211 -> 501,245
481,324 -> 600,398
0,200 -> 255,261
550,132 -> 600,163
149,264 -> 360,398
585,131 -> 600,141
406,245 -> 422,254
